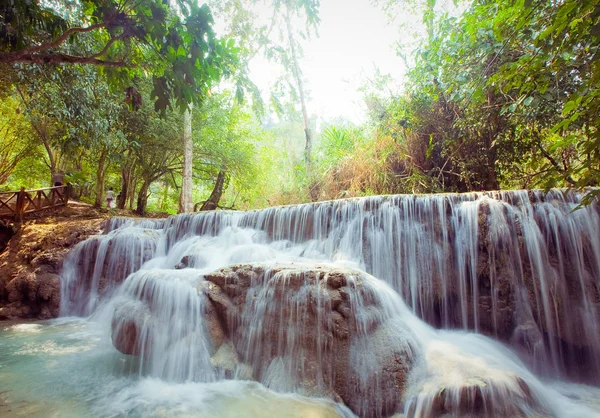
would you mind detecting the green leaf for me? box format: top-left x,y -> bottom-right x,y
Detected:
562,100 -> 577,116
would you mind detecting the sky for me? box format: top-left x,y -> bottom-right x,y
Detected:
246,0 -> 421,124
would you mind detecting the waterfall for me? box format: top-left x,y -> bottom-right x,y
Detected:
59,189 -> 600,417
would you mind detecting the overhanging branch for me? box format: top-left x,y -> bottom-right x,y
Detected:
27,24 -> 106,55
0,52 -> 131,67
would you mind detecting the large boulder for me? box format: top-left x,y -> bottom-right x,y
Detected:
111,299 -> 153,356
404,340 -> 549,418
202,263 -> 418,418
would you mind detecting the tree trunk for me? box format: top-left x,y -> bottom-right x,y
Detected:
135,179 -> 151,215
118,171 -> 129,210
284,4 -> 313,175
94,147 -> 108,207
179,107 -> 193,213
129,176 -> 137,210
118,155 -> 134,209
198,170 -> 226,211
42,133 -> 58,186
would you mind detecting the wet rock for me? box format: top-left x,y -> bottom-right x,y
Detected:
35,272 -> 61,318
404,340 -> 549,418
0,302 -> 31,319
202,263 -> 418,418
36,273 -> 60,301
175,255 -> 191,269
203,293 -> 228,353
211,342 -> 240,377
111,299 -> 152,356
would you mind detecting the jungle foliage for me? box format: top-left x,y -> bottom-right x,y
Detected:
1,0 -> 597,213
326,0 -> 599,201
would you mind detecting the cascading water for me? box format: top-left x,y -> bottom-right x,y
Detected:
3,189 -> 600,417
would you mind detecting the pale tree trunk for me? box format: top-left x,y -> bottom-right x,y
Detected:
284,3 -> 313,175
94,147 -> 108,207
179,107 -> 193,213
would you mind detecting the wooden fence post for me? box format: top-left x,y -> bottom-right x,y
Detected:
15,187 -> 26,221
65,184 -> 71,205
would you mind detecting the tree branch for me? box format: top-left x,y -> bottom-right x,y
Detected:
26,24 -> 106,55
87,34 -> 126,59
536,141 -> 577,186
0,52 -> 131,67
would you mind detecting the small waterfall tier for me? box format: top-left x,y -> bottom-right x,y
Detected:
60,189 -> 600,417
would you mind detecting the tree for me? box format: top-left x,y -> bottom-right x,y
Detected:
117,85 -> 183,215
179,107 -> 194,213
1,0 -> 238,112
259,0 -> 320,179
191,91 -> 264,210
13,63 -> 123,201
0,96 -> 35,185
371,0 -> 600,198
282,0 -> 315,172
493,0 -> 600,201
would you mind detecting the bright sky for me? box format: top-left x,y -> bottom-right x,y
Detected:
247,0 -> 421,124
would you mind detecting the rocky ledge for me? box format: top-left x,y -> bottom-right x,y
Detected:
0,204 -> 107,319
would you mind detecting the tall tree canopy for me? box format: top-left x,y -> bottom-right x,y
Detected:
0,0 -> 238,111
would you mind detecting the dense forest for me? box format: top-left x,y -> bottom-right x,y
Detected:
0,0 -> 598,215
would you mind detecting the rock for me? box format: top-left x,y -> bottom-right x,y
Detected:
36,273 -> 60,301
175,255 -> 191,269
108,263 -> 418,416
211,342 -> 240,378
202,263 -> 418,418
35,272 -> 61,318
202,291 -> 227,353
0,222 -> 15,253
30,253 -> 63,275
0,302 -> 31,319
111,300 -> 152,356
1,271 -> 61,319
404,340 -> 548,418
0,211 -> 106,320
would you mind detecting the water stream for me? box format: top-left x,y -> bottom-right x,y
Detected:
2,190 -> 600,417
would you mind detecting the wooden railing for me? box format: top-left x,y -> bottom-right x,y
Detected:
0,185 -> 70,220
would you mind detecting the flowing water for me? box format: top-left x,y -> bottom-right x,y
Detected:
2,190 -> 600,417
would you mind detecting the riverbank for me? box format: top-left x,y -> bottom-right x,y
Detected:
0,202 -> 109,320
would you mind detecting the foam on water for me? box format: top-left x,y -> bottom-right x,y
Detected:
7,323 -> 43,333
0,320 -> 352,418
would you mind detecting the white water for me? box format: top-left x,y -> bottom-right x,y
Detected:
0,319 -> 348,417
3,190 -> 600,417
